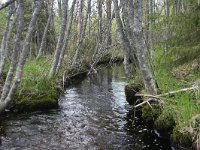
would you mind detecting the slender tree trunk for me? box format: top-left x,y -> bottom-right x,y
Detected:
56,0 -> 76,73
82,0 -> 91,41
121,0 -> 138,68
165,0 -> 170,51
131,0 -> 157,95
149,0 -> 154,59
36,0 -> 54,60
57,0 -> 62,18
0,7 -> 13,61
97,0 -> 103,44
71,0 -> 83,67
106,0 -> 112,46
113,0 -> 134,77
0,5 -> 18,77
0,0 -> 42,114
49,0 -> 68,77
0,0 -> 24,102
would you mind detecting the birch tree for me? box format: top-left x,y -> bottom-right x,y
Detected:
106,0 -> 112,46
71,0 -> 84,67
36,0 -> 54,60
0,0 -> 42,114
113,0 -> 134,76
0,6 -> 13,61
0,0 -> 24,102
56,0 -> 77,73
131,0 -> 157,95
49,0 -> 68,77
0,5 -> 18,77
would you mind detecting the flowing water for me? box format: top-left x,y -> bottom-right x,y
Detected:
0,65 -> 175,150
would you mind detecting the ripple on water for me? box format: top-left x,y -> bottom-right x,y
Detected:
0,66 -> 174,150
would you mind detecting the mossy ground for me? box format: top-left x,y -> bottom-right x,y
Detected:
126,50 -> 200,148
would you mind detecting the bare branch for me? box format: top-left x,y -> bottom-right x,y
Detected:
0,0 -> 16,11
136,85 -> 199,98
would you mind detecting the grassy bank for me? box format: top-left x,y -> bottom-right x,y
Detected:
3,49 -> 123,112
14,57 -> 60,112
126,50 -> 200,149
154,50 -> 200,148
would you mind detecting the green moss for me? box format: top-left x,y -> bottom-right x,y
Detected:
155,109 -> 175,131
125,83 -> 142,105
171,126 -> 193,147
142,105 -> 161,122
15,97 -> 58,112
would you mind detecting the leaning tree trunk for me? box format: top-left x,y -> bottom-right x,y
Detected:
36,0 -> 54,60
56,0 -> 76,74
130,0 -> 157,95
48,0 -> 68,77
0,0 -> 24,102
0,0 -> 42,114
0,5 -> 18,77
0,6 -> 13,61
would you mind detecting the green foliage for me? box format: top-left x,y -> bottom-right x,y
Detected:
0,9 -> 8,39
166,5 -> 200,65
153,49 -> 200,145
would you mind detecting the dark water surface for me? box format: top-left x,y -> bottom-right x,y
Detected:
0,65 -> 174,150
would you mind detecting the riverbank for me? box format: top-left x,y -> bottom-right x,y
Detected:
125,50 -> 200,149
0,53 -> 123,113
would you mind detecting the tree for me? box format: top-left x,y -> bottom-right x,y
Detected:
49,0 -> 69,77
36,0 -> 54,60
0,0 -> 42,114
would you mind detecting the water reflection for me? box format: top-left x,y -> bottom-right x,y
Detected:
0,65 -> 174,150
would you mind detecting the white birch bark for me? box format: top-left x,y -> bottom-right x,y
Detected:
0,0 -> 16,10
0,5 -> 18,77
36,0 -> 54,60
0,0 -> 24,102
132,0 -> 157,95
0,7 -> 13,61
56,0 -> 76,73
113,0 -> 133,77
0,0 -> 42,114
49,0 -> 68,77
71,0 -> 83,67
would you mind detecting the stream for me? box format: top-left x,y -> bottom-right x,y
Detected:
0,65 -> 175,150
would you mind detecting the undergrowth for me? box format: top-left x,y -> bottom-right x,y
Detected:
154,49 -> 200,147
15,57 -> 60,111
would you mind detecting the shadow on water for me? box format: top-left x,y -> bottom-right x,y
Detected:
0,65 -> 175,150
